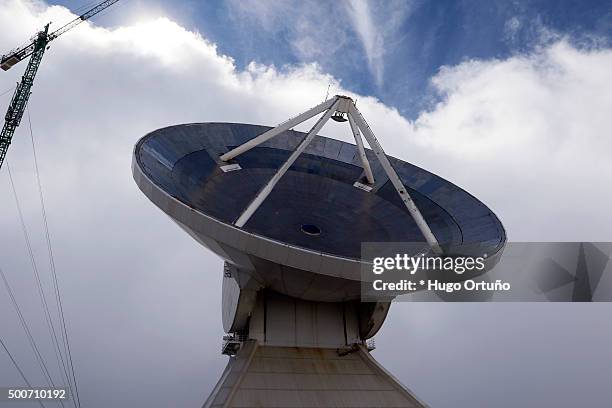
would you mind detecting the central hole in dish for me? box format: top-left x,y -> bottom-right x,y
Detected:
301,224 -> 321,236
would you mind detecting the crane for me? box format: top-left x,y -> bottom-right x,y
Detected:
0,0 -> 120,169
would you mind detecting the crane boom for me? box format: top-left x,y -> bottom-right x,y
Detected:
1,0 -> 119,71
0,25 -> 49,167
0,0 -> 119,169
48,0 -> 120,42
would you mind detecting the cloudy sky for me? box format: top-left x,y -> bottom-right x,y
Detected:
0,0 -> 611,407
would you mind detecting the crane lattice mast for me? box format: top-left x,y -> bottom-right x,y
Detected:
0,0 -> 119,169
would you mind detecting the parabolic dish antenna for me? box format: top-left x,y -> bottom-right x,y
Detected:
132,95 -> 506,407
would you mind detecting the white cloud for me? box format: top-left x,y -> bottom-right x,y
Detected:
344,0 -> 383,85
408,41 -> 612,240
226,0 -> 414,87
0,1 -> 611,407
343,0 -> 412,87
226,0 -> 349,61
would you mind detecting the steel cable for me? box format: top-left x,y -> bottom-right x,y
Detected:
0,335 -> 47,408
6,163 -> 77,408
0,266 -> 65,408
27,108 -> 81,408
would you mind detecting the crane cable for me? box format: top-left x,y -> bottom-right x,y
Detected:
27,107 -> 82,408
74,1 -> 100,14
0,335 -> 47,408
1,86 -> 16,98
6,162 -> 77,408
0,266 -> 65,408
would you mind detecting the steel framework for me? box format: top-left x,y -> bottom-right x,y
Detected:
0,0 -> 120,170
221,95 -> 443,254
0,26 -> 49,167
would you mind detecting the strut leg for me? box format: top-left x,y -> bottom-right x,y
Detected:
220,97 -> 338,162
347,113 -> 375,184
235,100 -> 339,227
348,105 -> 442,254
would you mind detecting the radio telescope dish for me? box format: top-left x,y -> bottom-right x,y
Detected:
132,95 -> 506,407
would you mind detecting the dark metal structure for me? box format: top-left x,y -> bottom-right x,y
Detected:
0,25 -> 48,167
0,0 -> 120,169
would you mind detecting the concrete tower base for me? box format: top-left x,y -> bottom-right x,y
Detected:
206,284 -> 427,408
204,341 -> 426,408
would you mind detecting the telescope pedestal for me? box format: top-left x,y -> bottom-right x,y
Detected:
204,288 -> 426,408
